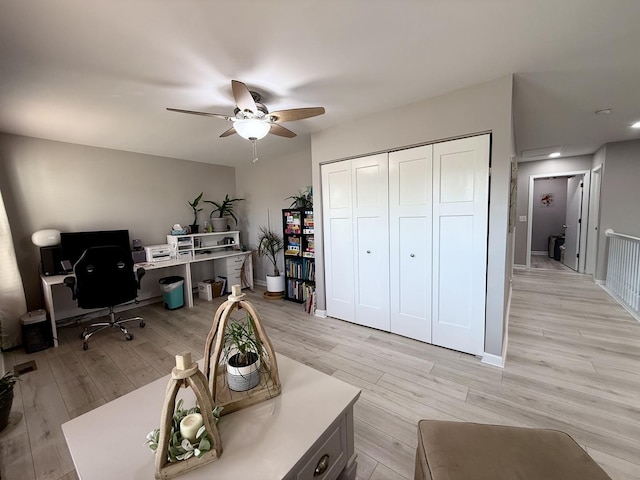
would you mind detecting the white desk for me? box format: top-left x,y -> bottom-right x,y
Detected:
62,355 -> 361,480
41,250 -> 253,347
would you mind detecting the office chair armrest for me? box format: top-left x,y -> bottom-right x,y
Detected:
136,267 -> 146,289
63,276 -> 77,300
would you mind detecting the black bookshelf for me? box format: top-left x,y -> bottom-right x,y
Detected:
282,209 -> 315,310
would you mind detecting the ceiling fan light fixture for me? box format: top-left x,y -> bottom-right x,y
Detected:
234,119 -> 270,140
631,121 -> 640,129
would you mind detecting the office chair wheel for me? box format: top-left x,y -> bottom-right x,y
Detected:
125,333 -> 133,341
139,320 -> 145,328
83,341 -> 89,351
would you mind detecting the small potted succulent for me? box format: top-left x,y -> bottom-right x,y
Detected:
285,187 -> 313,209
224,316 -> 263,391
188,192 -> 204,233
204,194 -> 244,232
0,370 -> 18,432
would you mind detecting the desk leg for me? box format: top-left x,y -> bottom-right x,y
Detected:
42,277 -> 59,347
184,263 -> 193,308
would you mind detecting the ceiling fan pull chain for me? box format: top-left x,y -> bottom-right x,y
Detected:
252,139 -> 259,163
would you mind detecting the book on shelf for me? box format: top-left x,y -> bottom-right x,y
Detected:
285,236 -> 301,255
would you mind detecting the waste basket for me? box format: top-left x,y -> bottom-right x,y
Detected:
159,276 -> 184,310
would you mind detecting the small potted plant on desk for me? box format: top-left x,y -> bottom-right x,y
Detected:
204,194 -> 244,232
0,370 -> 18,432
188,192 -> 204,233
257,226 -> 285,297
224,315 -> 263,391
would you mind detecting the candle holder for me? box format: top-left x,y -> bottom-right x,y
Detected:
203,285 -> 281,416
154,352 -> 222,479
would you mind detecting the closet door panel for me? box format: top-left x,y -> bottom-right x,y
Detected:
432,135 -> 489,355
389,146 -> 432,342
321,162 -> 355,322
352,154 -> 390,331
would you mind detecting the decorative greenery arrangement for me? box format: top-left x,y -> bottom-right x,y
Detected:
188,192 -> 204,226
256,226 -> 284,277
145,399 -> 222,462
0,371 -> 17,394
224,315 -> 263,368
204,194 -> 244,224
285,187 -> 313,209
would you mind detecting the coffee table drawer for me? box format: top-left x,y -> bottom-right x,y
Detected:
294,414 -> 347,480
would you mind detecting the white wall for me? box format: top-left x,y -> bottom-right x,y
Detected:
311,75 -> 514,357
235,140 -> 312,284
596,139 -> 640,280
0,133 -> 237,309
514,155 -> 593,266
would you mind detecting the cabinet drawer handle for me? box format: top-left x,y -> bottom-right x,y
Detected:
314,454 -> 330,476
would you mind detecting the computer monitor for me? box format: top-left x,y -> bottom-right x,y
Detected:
60,230 -> 131,268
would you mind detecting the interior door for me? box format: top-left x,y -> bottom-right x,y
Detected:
352,154 -> 390,331
321,161 -> 355,322
389,145 -> 433,342
431,135 -> 489,356
563,175 -> 583,271
585,167 -> 601,275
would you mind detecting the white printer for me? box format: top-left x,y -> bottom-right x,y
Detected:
144,244 -> 172,262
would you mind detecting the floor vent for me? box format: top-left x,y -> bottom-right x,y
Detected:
13,360 -> 37,375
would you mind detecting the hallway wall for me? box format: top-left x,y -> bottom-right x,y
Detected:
531,177 -> 568,252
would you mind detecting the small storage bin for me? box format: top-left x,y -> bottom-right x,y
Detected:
21,309 -> 52,353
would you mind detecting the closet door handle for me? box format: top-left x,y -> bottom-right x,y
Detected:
366,250 -> 371,254
410,253 -> 415,258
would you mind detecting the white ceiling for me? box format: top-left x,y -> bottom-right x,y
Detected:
1,0 -> 639,166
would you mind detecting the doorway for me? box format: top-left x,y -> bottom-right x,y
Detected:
526,170 -> 590,272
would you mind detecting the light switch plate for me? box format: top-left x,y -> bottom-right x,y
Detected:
519,215 -> 527,222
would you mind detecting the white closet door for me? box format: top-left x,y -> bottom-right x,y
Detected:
321,161 -> 355,322
352,154 -> 390,331
432,135 -> 489,355
389,145 -> 433,342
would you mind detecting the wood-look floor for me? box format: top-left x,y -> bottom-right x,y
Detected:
1,268 -> 640,480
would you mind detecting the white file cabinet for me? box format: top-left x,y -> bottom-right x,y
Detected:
214,253 -> 253,293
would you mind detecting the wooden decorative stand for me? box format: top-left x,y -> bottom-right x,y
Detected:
203,285 -> 281,416
155,352 -> 222,479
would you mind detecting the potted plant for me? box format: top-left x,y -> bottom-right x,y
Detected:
204,194 -> 244,232
256,226 -> 285,294
285,187 -> 313,209
224,316 -> 262,391
188,192 -> 204,233
0,370 -> 17,432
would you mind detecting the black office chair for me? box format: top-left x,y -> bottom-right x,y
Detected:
64,245 -> 146,350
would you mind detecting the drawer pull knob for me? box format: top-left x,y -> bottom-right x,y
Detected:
314,454 -> 330,476
410,253 -> 415,257
366,250 -> 371,254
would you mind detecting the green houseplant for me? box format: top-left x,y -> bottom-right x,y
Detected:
223,315 -> 263,391
188,192 -> 204,233
0,371 -> 18,432
204,194 -> 244,232
284,187 -> 313,209
256,226 -> 285,294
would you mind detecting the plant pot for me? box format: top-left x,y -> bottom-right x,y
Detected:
211,218 -> 228,232
266,274 -> 285,293
226,352 -> 260,391
190,224 -> 199,234
0,387 -> 14,432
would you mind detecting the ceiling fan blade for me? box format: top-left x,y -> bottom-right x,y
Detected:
220,126 -> 237,138
269,123 -> 297,138
231,80 -> 257,114
166,108 -> 232,121
268,107 -> 325,123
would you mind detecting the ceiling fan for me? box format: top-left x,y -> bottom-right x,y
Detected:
167,80 -> 325,141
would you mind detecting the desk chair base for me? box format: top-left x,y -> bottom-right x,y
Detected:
81,307 -> 145,350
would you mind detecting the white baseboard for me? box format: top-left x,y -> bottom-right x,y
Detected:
513,264 -> 527,270
481,352 -> 504,368
531,251 -> 548,256
598,284 -> 640,323
254,279 -> 266,287
314,309 -> 327,318
594,279 -> 605,285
